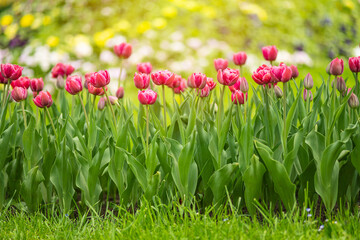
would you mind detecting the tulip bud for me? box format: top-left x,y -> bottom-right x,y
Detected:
1,63 -> 23,80
134,72 -> 150,89
33,91 -> 53,108
349,57 -> 360,73
30,78 -> 44,92
336,76 -> 346,93
51,63 -> 74,78
65,75 -> 83,95
116,87 -> 124,99
108,96 -> 118,105
233,52 -> 247,66
304,73 -> 313,90
84,72 -> 94,89
138,89 -> 157,105
199,85 -> 210,98
214,58 -> 228,71
290,65 -> 299,79
349,92 -> 359,109
326,62 -> 331,75
98,97 -> 106,110
239,77 -> 249,93
274,85 -> 283,98
262,45 -> 278,62
90,70 -> 110,88
329,58 -> 344,76
114,42 -> 132,59
303,89 -> 313,102
206,78 -> 216,91
137,62 -> 152,74
11,87 -> 27,102
56,76 -> 65,89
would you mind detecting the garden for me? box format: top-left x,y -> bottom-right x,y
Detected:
1,0 -> 360,239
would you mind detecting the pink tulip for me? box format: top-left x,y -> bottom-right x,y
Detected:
88,83 -> 106,96
231,90 -> 247,105
51,63 -> 74,78
217,68 -> 239,86
114,42 -> 132,59
84,72 -> 94,89
252,65 -> 272,85
98,97 -> 106,110
30,78 -> 44,92
168,74 -> 182,89
329,58 -> 344,76
137,62 -> 152,74
262,45 -> 278,62
199,84 -> 210,98
11,77 -> 30,89
138,89 -> 157,105
349,57 -> 360,73
303,89 -> 313,102
336,76 -> 346,93
11,87 -> 27,102
90,70 -> 111,88
151,70 -> 175,86
33,91 -> 53,108
108,96 -> 118,105
290,65 -> 299,78
65,75 -> 83,95
348,90 -> 359,109
270,63 -> 292,83
0,71 -> 7,84
173,79 -> 187,94
188,72 -> 207,89
116,87 -> 124,99
228,78 -> 241,92
134,72 -> 150,89
240,77 -> 249,93
233,52 -> 247,66
214,58 -> 228,71
1,63 -> 23,80
304,73 -> 313,90
206,78 -> 216,91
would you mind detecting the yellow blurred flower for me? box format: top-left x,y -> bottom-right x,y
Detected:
46,36 -> 59,47
239,2 -> 267,21
4,24 -> 18,39
184,1 -> 200,11
343,0 -> 355,9
136,21 -> 151,34
43,16 -> 51,26
201,6 -> 217,19
162,6 -> 177,18
152,18 -> 167,29
1,15 -> 13,26
20,14 -> 35,28
114,19 -> 131,32
93,29 -> 114,47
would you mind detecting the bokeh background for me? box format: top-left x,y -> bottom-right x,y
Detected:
1,0 -> 360,94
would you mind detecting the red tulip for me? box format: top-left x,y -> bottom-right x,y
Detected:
349,57 -> 360,73
88,83 -> 106,96
231,90 -> 247,105
116,87 -> 124,99
214,58 -> 228,71
348,89 -> 359,109
188,72 -> 207,89
228,78 -> 241,92
33,91 -> 53,108
233,52 -> 247,66
290,65 -> 299,78
329,58 -> 344,76
138,89 -> 157,105
114,42 -> 132,59
51,63 -> 74,78
151,70 -> 175,86
168,74 -> 182,89
137,62 -> 152,74
217,68 -> 239,86
1,63 -> 23,80
0,71 -> 7,84
98,97 -> 106,110
206,78 -> 216,91
84,72 -> 94,89
336,76 -> 346,93
90,70 -> 111,88
11,87 -> 27,102
252,65 -> 272,85
199,84 -> 210,98
65,75 -> 83,95
262,45 -> 278,62
173,79 -> 187,94
270,63 -> 292,83
30,78 -> 44,92
134,72 -> 150,89
11,77 -> 30,89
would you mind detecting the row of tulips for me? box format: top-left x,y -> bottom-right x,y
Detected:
0,44 -> 360,216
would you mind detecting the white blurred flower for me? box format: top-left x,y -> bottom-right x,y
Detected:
101,7 -> 113,16
100,50 -> 117,63
353,47 -> 360,57
106,35 -> 127,48
187,38 -> 202,49
277,50 -> 293,63
246,54 -> 263,72
170,31 -> 183,41
81,62 -> 96,73
292,51 -> 313,66
0,49 -> 12,63
155,51 -> 168,62
22,67 -> 34,78
144,30 -> 157,39
74,41 -> 93,58
170,41 -> 186,52
160,40 -> 171,50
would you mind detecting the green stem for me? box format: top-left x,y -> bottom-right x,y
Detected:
2,82 -> 8,108
333,76 -> 337,111
162,85 -> 167,132
78,94 -> 89,127
239,66 -> 243,77
21,101 -> 27,128
118,59 -> 123,89
146,105 -> 149,156
244,96 -> 247,122
283,82 -> 287,157
103,87 -> 117,131
306,91 -> 310,114
355,72 -> 358,96
45,107 -> 57,140
218,85 -> 226,133
264,86 -> 271,145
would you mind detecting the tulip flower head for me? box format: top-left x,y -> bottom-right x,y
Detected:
217,68 -> 239,86
11,87 -> 27,102
349,57 -> 360,73
116,87 -> 124,99
51,63 -> 74,78
229,78 -> 241,92
270,63 -> 292,83
329,58 -> 344,76
290,65 -> 299,79
137,62 -> 152,74
173,79 -> 187,94
262,45 -> 278,62
303,89 -> 313,102
304,73 -> 313,90
90,70 -> 111,88
188,72 -> 207,89
33,91 -> 53,108
274,85 -> 283,98
1,63 -> 23,80
30,78 -> 44,93
233,52 -> 247,66
199,84 -> 210,98
240,77 -> 249,93
231,90 -> 247,105
88,83 -> 106,96
0,71 -> 7,84
98,97 -> 106,110
151,70 -> 175,86
134,72 -> 150,89
349,90 -> 359,109
214,58 -> 228,71
114,42 -> 132,59
11,76 -> 30,89
168,74 -> 182,89
138,89 -> 157,105
252,64 -> 272,85
65,75 -> 83,95
206,78 -> 217,91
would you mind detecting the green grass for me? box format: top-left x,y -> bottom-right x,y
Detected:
0,204 -> 359,240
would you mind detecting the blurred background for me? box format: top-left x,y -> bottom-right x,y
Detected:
1,0 -> 360,93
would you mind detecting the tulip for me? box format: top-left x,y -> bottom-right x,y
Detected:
290,65 -> 299,79
217,68 -> 239,86
98,97 -> 106,110
303,89 -> 313,102
0,71 -> 7,84
84,72 -> 94,89
90,70 -> 111,88
349,57 -> 360,72
108,96 -> 118,105
188,72 -> 207,89
199,84 -> 210,98
348,91 -> 359,109
206,78 -> 216,91
11,87 -> 27,102
274,85 -> 283,98
252,64 -> 272,85
138,89 -> 157,105
11,77 -> 30,89
114,42 -> 132,59
30,78 -> 44,93
65,75 -> 83,95
169,75 -> 182,89
51,63 -> 74,78
151,70 -> 175,86
262,45 -> 278,62
33,91 -> 53,108
326,62 -> 331,75
137,62 -> 152,74
304,73 -> 313,90
233,52 -> 247,66
270,63 -> 292,83
88,83 -> 106,96
173,79 -> 187,94
134,72 -> 150,89
56,76 -> 65,89
336,76 -> 346,93
329,58 -> 344,76
1,63 -> 23,80
214,58 -> 228,71
116,87 -> 124,99
228,78 -> 241,92
240,77 -> 249,93
231,90 -> 247,105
